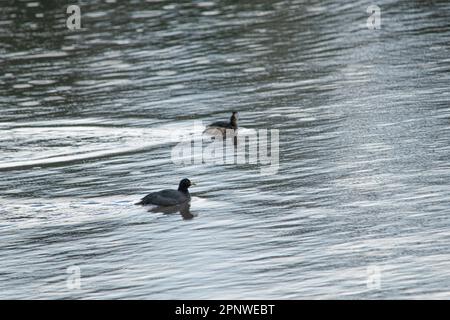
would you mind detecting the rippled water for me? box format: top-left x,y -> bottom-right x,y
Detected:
1,0 -> 450,299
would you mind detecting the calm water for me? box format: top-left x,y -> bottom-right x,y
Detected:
1,0 -> 450,299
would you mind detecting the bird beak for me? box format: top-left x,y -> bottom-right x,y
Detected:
190,182 -> 196,186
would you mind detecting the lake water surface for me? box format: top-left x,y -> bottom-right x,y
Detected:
1,0 -> 450,299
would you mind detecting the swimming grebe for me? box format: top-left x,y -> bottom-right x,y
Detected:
207,111 -> 238,130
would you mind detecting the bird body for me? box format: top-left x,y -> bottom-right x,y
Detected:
138,189 -> 190,206
136,178 -> 194,206
206,112 -> 238,130
208,120 -> 235,129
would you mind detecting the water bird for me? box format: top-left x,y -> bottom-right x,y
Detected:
207,111 -> 238,130
203,111 -> 238,137
136,178 -> 195,206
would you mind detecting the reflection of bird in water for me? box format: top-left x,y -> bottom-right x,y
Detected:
135,178 -> 195,206
203,112 -> 238,145
147,202 -> 194,220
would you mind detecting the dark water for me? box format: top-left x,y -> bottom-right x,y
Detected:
1,0 -> 450,299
